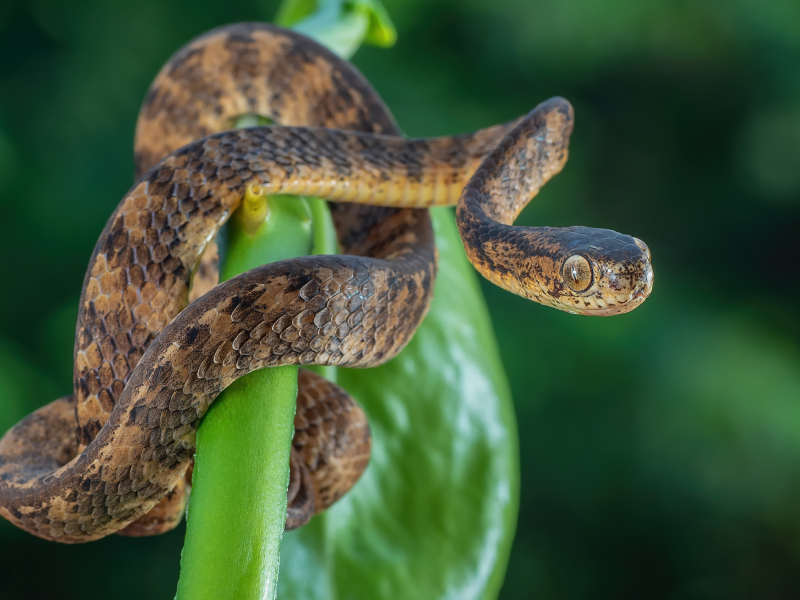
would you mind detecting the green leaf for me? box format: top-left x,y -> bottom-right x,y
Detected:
274,0 -> 317,27
277,209 -> 519,599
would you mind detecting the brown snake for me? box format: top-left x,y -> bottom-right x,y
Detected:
0,23 -> 653,543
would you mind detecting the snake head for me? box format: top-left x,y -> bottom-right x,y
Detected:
542,226 -> 654,315
502,226 -> 653,315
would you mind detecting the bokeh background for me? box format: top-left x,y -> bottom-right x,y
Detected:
1,0 -> 799,598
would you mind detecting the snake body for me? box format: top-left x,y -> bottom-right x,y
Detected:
0,23 -> 653,543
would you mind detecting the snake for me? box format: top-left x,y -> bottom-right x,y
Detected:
0,23 -> 653,544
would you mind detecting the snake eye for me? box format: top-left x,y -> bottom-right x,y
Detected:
633,237 -> 651,262
562,255 -> 593,293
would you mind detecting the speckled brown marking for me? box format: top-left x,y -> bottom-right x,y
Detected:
0,24 -> 654,543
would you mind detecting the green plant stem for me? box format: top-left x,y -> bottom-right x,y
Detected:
176,368 -> 298,599
308,197 -> 338,256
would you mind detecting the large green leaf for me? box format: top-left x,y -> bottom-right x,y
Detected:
276,3 -> 519,597
278,209 -> 519,600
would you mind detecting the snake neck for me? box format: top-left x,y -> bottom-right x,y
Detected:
456,98 -> 574,301
456,98 -> 653,315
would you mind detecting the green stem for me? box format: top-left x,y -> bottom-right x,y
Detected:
277,0 -> 396,57
308,197 -> 338,256
176,368 -> 298,599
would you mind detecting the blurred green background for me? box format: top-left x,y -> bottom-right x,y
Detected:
1,0 -> 799,598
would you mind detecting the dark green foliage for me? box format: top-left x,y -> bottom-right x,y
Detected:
0,0 -> 799,598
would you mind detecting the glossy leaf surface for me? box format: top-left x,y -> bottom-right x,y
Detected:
278,209 -> 519,600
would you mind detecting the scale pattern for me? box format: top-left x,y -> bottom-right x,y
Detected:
293,369 -> 371,511
0,252 -> 429,541
0,22 -> 441,543
73,121 -> 503,445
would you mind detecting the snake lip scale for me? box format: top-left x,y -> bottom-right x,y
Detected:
0,22 -> 653,543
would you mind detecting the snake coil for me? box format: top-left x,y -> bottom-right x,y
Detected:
0,23 -> 653,543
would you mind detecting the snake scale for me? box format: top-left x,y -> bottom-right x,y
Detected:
0,23 -> 653,543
